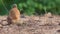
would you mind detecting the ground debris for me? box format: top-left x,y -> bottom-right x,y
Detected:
0,15 -> 60,34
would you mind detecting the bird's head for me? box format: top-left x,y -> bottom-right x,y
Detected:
12,4 -> 17,8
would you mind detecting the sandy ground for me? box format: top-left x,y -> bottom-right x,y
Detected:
0,15 -> 60,34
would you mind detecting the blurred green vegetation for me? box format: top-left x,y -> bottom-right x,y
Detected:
0,0 -> 60,15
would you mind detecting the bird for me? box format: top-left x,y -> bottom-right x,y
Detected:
7,4 -> 20,25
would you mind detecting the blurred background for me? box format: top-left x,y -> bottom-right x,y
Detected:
0,0 -> 60,16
